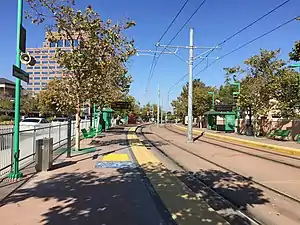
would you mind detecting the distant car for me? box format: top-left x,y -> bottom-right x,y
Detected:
20,118 -> 49,131
51,117 -> 68,125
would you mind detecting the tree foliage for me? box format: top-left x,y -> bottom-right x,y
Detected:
289,40 -> 300,61
171,79 -> 215,119
26,0 -> 136,149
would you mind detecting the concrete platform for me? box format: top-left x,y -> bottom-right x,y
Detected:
174,124 -> 300,156
0,126 -> 167,225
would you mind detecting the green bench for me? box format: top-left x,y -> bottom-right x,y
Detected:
81,128 -> 96,139
268,129 -> 291,140
297,134 -> 300,144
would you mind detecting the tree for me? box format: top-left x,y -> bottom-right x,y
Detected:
38,79 -> 75,116
236,49 -> 299,135
0,94 -> 13,112
171,79 -> 215,121
21,95 -> 39,116
289,40 -> 300,61
26,0 -> 135,149
218,67 -> 244,105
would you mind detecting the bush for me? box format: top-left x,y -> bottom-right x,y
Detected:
0,115 -> 12,122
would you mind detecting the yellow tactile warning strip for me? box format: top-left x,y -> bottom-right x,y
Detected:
127,127 -> 228,225
102,153 -> 129,161
174,124 -> 300,156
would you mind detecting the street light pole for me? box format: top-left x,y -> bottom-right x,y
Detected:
157,84 -> 160,127
155,28 -> 219,142
187,28 -> 194,143
232,82 -> 241,134
9,0 -> 23,179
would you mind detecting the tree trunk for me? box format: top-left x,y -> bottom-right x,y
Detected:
75,105 -> 81,150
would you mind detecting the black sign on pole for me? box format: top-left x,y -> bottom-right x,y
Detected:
111,102 -> 129,109
215,104 -> 234,112
12,65 -> 29,83
20,26 -> 26,53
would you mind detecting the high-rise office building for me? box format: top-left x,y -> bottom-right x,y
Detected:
25,33 -> 78,95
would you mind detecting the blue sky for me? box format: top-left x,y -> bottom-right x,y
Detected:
1,0 -> 300,110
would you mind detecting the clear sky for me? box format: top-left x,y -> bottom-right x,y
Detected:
1,0 -> 299,111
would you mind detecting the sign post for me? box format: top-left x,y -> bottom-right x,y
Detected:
8,0 -> 23,179
12,65 -> 29,83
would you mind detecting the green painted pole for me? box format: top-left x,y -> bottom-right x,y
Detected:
9,0 -> 23,179
208,92 -> 214,110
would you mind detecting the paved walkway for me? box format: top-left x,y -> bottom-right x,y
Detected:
0,127 -> 166,225
0,125 -> 231,225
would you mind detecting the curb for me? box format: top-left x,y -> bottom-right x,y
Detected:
174,124 -> 300,157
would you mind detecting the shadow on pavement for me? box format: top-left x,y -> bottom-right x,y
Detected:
0,161 -> 269,225
193,169 -> 269,210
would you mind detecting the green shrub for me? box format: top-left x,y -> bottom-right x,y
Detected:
0,115 -> 12,122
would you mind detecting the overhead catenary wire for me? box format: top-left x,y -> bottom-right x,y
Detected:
193,16 -> 299,78
145,0 -> 190,92
146,0 -> 207,92
167,0 -> 292,94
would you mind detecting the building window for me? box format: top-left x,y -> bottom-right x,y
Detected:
35,50 -> 41,53
50,42 -> 56,47
34,77 -> 40,80
49,77 -> 54,80
42,55 -> 48,58
42,71 -> 48,74
65,40 -> 71,47
49,50 -> 55,53
57,40 -> 63,47
28,83 -> 32,85
35,66 -> 40,69
34,71 -> 40,74
49,61 -> 56,64
65,49 -> 71,52
57,76 -> 62,80
49,66 -> 55,69
42,77 -> 48,80
35,61 -> 41,64
27,66 -> 33,69
42,66 -> 48,69
27,87 -> 32,90
42,61 -> 48,64
57,66 -> 63,69
73,40 -> 79,47
49,71 -> 55,74
28,50 -> 33,54
57,71 -> 62,74
41,82 -> 48,85
35,56 -> 41,59
34,82 -> 40,85
34,87 -> 40,91
28,72 -> 33,74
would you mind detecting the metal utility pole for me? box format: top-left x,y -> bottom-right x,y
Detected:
187,28 -> 194,142
166,94 -> 169,123
9,0 -> 23,179
232,82 -> 241,134
161,99 -> 163,124
157,84 -> 160,127
155,28 -> 219,142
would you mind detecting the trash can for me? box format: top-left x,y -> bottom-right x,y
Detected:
35,139 -> 44,172
35,138 -> 53,172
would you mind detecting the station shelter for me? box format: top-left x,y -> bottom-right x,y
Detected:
204,105 -> 236,133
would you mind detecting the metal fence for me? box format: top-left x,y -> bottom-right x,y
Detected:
0,120 -> 89,177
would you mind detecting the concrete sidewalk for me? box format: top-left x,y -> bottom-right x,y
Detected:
0,127 -> 167,225
174,124 -> 300,156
